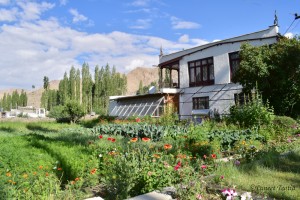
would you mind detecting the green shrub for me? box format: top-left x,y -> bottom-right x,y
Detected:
48,101 -> 86,123
227,93 -> 274,129
273,115 -> 297,129
48,105 -> 69,122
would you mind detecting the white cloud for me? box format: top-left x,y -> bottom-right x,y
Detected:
0,0 -> 10,5
125,59 -> 145,71
0,7 -> 18,22
171,16 -> 200,29
178,34 -> 189,43
284,32 -> 293,39
60,0 -> 68,6
17,1 -> 55,21
130,19 -> 151,29
69,8 -> 88,23
131,0 -> 150,7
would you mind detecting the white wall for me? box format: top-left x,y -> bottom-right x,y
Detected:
179,83 -> 242,119
178,36 -> 277,119
179,37 -> 278,88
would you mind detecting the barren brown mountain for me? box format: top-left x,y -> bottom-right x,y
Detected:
0,67 -> 159,108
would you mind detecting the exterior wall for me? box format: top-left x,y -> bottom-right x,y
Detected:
179,83 -> 243,120
179,37 -> 277,88
177,36 -> 277,119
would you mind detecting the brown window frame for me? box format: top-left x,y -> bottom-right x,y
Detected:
188,57 -> 214,87
192,96 -> 209,109
229,51 -> 240,82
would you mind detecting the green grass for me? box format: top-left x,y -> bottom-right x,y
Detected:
0,121 -> 97,199
215,141 -> 300,200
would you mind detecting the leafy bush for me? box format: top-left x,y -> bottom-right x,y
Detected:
48,101 -> 86,123
64,100 -> 85,123
227,93 -> 274,128
273,116 -> 298,128
48,105 -> 69,122
207,129 -> 265,151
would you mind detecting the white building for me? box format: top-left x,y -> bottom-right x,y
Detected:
109,25 -> 279,120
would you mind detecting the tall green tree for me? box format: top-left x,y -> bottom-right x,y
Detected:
69,66 -> 76,100
81,63 -> 93,113
76,68 -> 81,103
43,76 -> 49,90
233,36 -> 300,117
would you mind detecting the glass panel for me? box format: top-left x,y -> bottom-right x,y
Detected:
196,61 -> 201,66
190,62 -> 195,67
230,52 -> 239,59
196,67 -> 201,82
141,106 -> 150,116
209,64 -> 214,80
203,66 -> 207,81
189,68 -> 195,82
208,58 -> 213,64
232,61 -> 239,74
201,59 -> 207,65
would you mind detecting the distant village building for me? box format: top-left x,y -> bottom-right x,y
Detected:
109,25 -> 279,120
1,106 -> 46,118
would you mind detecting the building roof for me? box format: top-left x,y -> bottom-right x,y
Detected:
159,25 -> 279,67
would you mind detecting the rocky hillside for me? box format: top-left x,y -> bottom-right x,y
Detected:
126,67 -> 159,95
0,67 -> 159,108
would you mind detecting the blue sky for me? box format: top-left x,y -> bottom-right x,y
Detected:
0,0 -> 300,89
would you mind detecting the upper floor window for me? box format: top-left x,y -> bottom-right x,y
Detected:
188,57 -> 214,87
193,96 -> 209,109
229,52 -> 240,82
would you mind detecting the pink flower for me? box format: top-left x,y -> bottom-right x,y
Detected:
203,155 -> 207,159
222,189 -> 238,199
201,165 -> 207,169
220,175 -> 224,179
235,160 -> 240,166
196,194 -> 202,199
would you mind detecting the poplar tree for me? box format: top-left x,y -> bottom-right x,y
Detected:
69,66 -> 76,100
76,68 -> 81,103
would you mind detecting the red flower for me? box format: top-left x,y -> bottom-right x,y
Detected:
211,154 -> 217,159
164,144 -> 172,150
111,138 -> 116,142
75,177 -> 80,181
142,137 -> 151,142
98,135 -> 103,139
174,161 -> 182,171
136,118 -> 141,122
108,137 -> 112,141
57,168 -> 62,171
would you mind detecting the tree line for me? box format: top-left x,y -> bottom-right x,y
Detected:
41,63 -> 127,115
0,90 -> 28,111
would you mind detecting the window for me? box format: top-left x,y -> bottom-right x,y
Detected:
189,57 -> 214,87
229,52 -> 240,82
193,97 -> 209,109
234,93 -> 251,106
